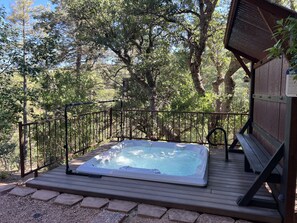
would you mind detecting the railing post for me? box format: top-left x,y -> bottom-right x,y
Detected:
64,105 -> 71,174
109,107 -> 113,138
129,115 -> 132,140
120,100 -> 123,140
206,127 -> 229,162
19,122 -> 25,177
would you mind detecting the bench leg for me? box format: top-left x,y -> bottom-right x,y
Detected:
244,156 -> 253,172
237,144 -> 284,206
229,138 -> 238,151
229,118 -> 251,152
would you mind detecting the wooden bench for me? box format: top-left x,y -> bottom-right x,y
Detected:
236,133 -> 281,183
228,119 -> 284,207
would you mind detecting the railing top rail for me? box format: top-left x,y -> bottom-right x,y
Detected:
20,110 -> 249,127
113,109 -> 249,116
19,118 -> 64,126
69,110 -> 108,118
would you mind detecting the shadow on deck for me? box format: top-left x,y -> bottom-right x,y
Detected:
26,144 -> 282,223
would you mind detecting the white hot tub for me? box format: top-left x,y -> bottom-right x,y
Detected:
76,140 -> 209,186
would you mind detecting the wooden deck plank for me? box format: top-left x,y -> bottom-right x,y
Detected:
26,148 -> 281,223
44,168 -> 261,192
40,165 -> 271,196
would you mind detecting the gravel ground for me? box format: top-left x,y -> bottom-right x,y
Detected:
0,192 -> 175,223
1,186 -> 270,223
0,194 -> 100,223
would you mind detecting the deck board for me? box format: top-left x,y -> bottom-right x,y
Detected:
26,147 -> 282,223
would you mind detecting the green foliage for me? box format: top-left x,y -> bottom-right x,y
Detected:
0,7 -> 22,168
8,0 -> 43,76
268,17 -> 297,69
0,0 -> 251,171
0,7 -> 18,75
36,70 -> 107,117
65,0 -> 176,111
0,171 -> 10,179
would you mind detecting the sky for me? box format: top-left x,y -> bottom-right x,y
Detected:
1,0 -> 52,13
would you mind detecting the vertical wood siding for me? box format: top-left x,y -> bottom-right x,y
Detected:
253,57 -> 288,155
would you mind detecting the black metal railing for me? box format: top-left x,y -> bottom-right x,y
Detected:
111,110 -> 248,145
207,127 -> 229,161
64,100 -> 117,174
19,105 -> 248,177
19,118 -> 65,177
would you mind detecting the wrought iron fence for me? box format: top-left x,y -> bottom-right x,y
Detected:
111,110 -> 248,145
19,118 -> 65,177
19,106 -> 248,177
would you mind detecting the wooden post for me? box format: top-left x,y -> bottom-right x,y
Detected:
280,97 -> 297,223
248,63 -> 255,134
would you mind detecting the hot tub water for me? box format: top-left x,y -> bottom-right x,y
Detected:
76,140 -> 209,186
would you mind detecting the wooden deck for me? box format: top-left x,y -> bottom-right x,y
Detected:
26,146 -> 282,223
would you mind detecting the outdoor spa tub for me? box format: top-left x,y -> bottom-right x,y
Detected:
76,140 -> 209,186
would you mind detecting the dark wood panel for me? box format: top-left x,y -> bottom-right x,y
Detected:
253,100 -> 261,125
266,102 -> 280,140
268,58 -> 282,96
26,150 -> 281,223
254,57 -> 288,144
254,100 -> 267,129
254,67 -> 261,94
259,62 -> 269,94
253,57 -> 288,154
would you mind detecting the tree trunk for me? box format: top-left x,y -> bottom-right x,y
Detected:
76,44 -> 82,98
149,87 -> 157,112
221,57 -> 242,113
221,72 -> 235,113
188,44 -> 205,96
188,0 -> 219,96
190,61 -> 206,95
148,83 -> 157,139
209,56 -> 243,144
23,73 -> 28,125
212,74 -> 224,112
22,16 -> 28,159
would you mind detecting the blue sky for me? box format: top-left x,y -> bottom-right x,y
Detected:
1,0 -> 52,13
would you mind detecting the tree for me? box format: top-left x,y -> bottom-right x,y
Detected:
8,0 -> 35,126
274,0 -> 296,10
138,0 -> 220,96
205,10 -> 246,113
34,0 -> 109,109
0,7 -> 17,76
0,7 -> 21,170
37,70 -> 106,117
7,0 -> 51,160
65,0 -> 175,112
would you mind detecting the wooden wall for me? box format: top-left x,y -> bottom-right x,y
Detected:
253,56 -> 289,155
253,56 -> 297,223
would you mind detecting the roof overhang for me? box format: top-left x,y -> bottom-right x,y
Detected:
224,0 -> 297,63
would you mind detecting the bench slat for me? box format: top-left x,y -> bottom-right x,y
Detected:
246,135 -> 271,162
247,135 -> 282,174
244,135 -> 270,170
236,134 -> 263,173
235,133 -> 281,176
